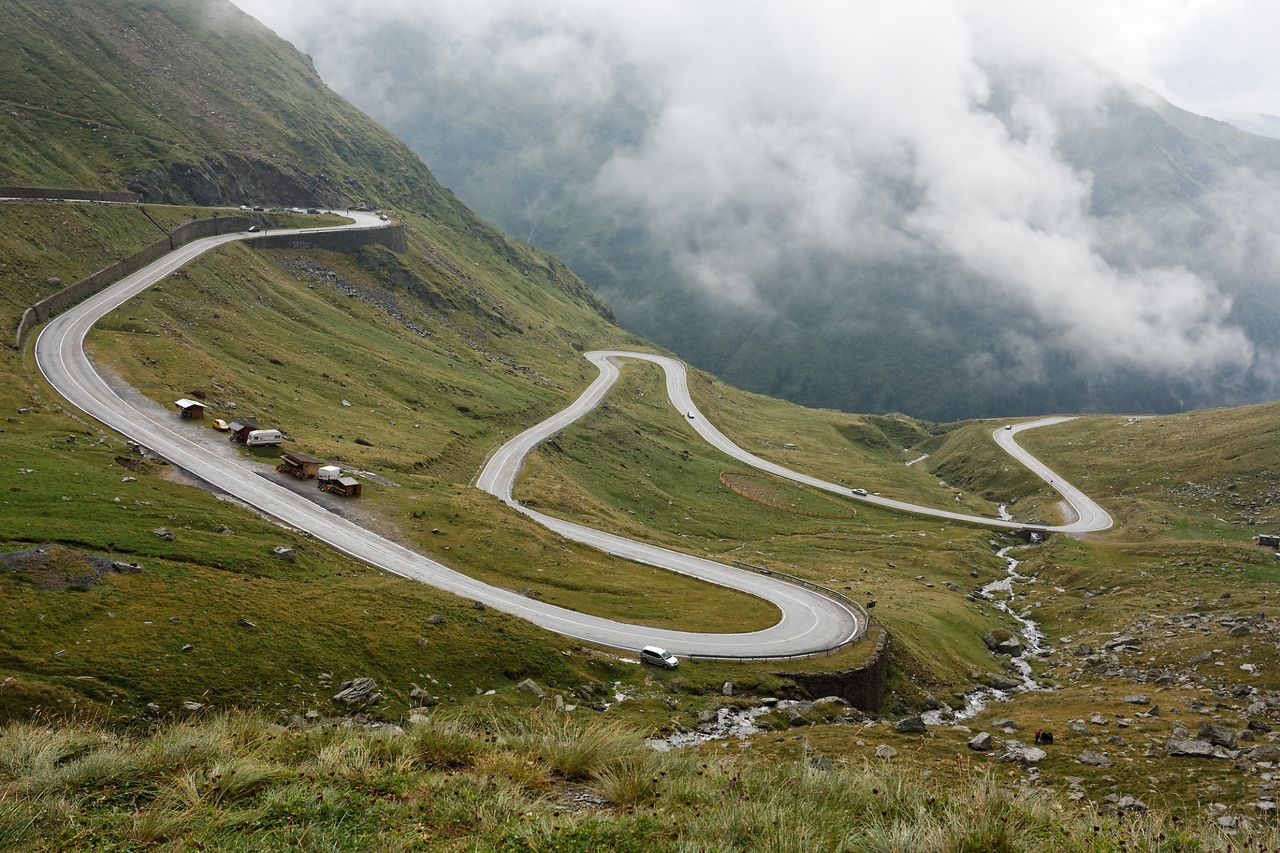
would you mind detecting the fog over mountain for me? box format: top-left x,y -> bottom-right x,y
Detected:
235,1 -> 1280,419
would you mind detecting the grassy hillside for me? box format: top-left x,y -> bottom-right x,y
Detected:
0,0 -> 455,211
5,709 -> 1258,852
8,0 -> 1280,832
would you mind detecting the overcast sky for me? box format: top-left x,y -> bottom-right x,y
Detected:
235,0 -> 1280,133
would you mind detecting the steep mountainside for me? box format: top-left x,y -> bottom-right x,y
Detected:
268,17 -> 1280,420
1,0 -> 479,215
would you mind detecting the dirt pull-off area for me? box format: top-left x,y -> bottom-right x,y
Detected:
0,544 -> 141,591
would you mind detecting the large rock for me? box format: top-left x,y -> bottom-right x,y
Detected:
895,714 -> 927,734
1165,737 -> 1222,758
1198,723 -> 1238,749
983,629 -> 1023,656
272,546 -> 297,563
980,672 -> 1021,690
332,677 -> 381,707
874,744 -> 897,759
1078,749 -> 1111,766
1115,795 -> 1147,813
152,527 -> 176,541
999,744 -> 1047,764
1244,744 -> 1280,762
1103,636 -> 1141,651
968,732 -> 993,751
516,678 -> 546,699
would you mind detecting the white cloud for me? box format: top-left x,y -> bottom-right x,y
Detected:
236,0 -> 1268,378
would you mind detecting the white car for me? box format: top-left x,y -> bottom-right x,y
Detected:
639,646 -> 679,669
851,488 -> 868,496
1004,425 -> 1013,431
246,225 -> 261,233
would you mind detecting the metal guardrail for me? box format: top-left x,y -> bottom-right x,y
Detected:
682,560 -> 872,662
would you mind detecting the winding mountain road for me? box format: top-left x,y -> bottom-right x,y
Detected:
482,351 -> 1111,535
32,214 -> 1107,660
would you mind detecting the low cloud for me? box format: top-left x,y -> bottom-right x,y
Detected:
237,0 -> 1272,381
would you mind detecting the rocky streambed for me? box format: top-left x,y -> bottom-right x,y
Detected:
924,545 -> 1047,724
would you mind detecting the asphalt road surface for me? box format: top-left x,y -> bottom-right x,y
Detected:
482,351 -> 1112,535
34,216 -> 862,658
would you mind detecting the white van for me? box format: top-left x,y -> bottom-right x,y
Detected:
245,429 -> 284,447
639,646 -> 679,669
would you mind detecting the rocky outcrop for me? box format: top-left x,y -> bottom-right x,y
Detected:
332,677 -> 381,708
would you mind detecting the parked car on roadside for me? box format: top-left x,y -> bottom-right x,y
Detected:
639,646 -> 679,669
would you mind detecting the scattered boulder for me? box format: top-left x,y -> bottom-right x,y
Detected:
722,681 -> 734,697
1165,737 -> 1222,758
235,617 -> 258,629
516,678 -> 546,699
1103,636 -> 1140,651
874,744 -> 897,759
980,672 -> 1020,690
983,629 -> 1023,656
808,753 -> 835,772
332,677 -> 381,707
1115,795 -> 1147,813
991,718 -> 1020,731
968,732 -> 993,751
152,527 -> 176,541
409,684 -> 438,707
272,546 -> 297,563
1245,744 -> 1280,762
180,643 -> 193,653
999,744 -> 1046,764
427,614 -> 445,625
895,715 -> 927,734
1078,749 -> 1111,767
472,601 -> 486,611
1198,723 -> 1238,749
1123,694 -> 1150,705
180,700 -> 203,714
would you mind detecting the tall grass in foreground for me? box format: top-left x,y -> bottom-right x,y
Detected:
0,709 -> 1272,851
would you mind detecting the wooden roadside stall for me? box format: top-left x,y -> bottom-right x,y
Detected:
174,398 -> 205,419
277,451 -> 321,479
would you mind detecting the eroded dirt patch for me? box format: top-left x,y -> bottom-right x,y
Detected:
0,543 -> 141,590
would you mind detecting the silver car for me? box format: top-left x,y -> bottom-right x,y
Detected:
639,645 -> 679,669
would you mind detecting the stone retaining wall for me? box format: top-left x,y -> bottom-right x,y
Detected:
246,224 -> 407,254
0,187 -> 138,203
775,626 -> 890,713
13,218 -> 407,348
12,216 -> 252,347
